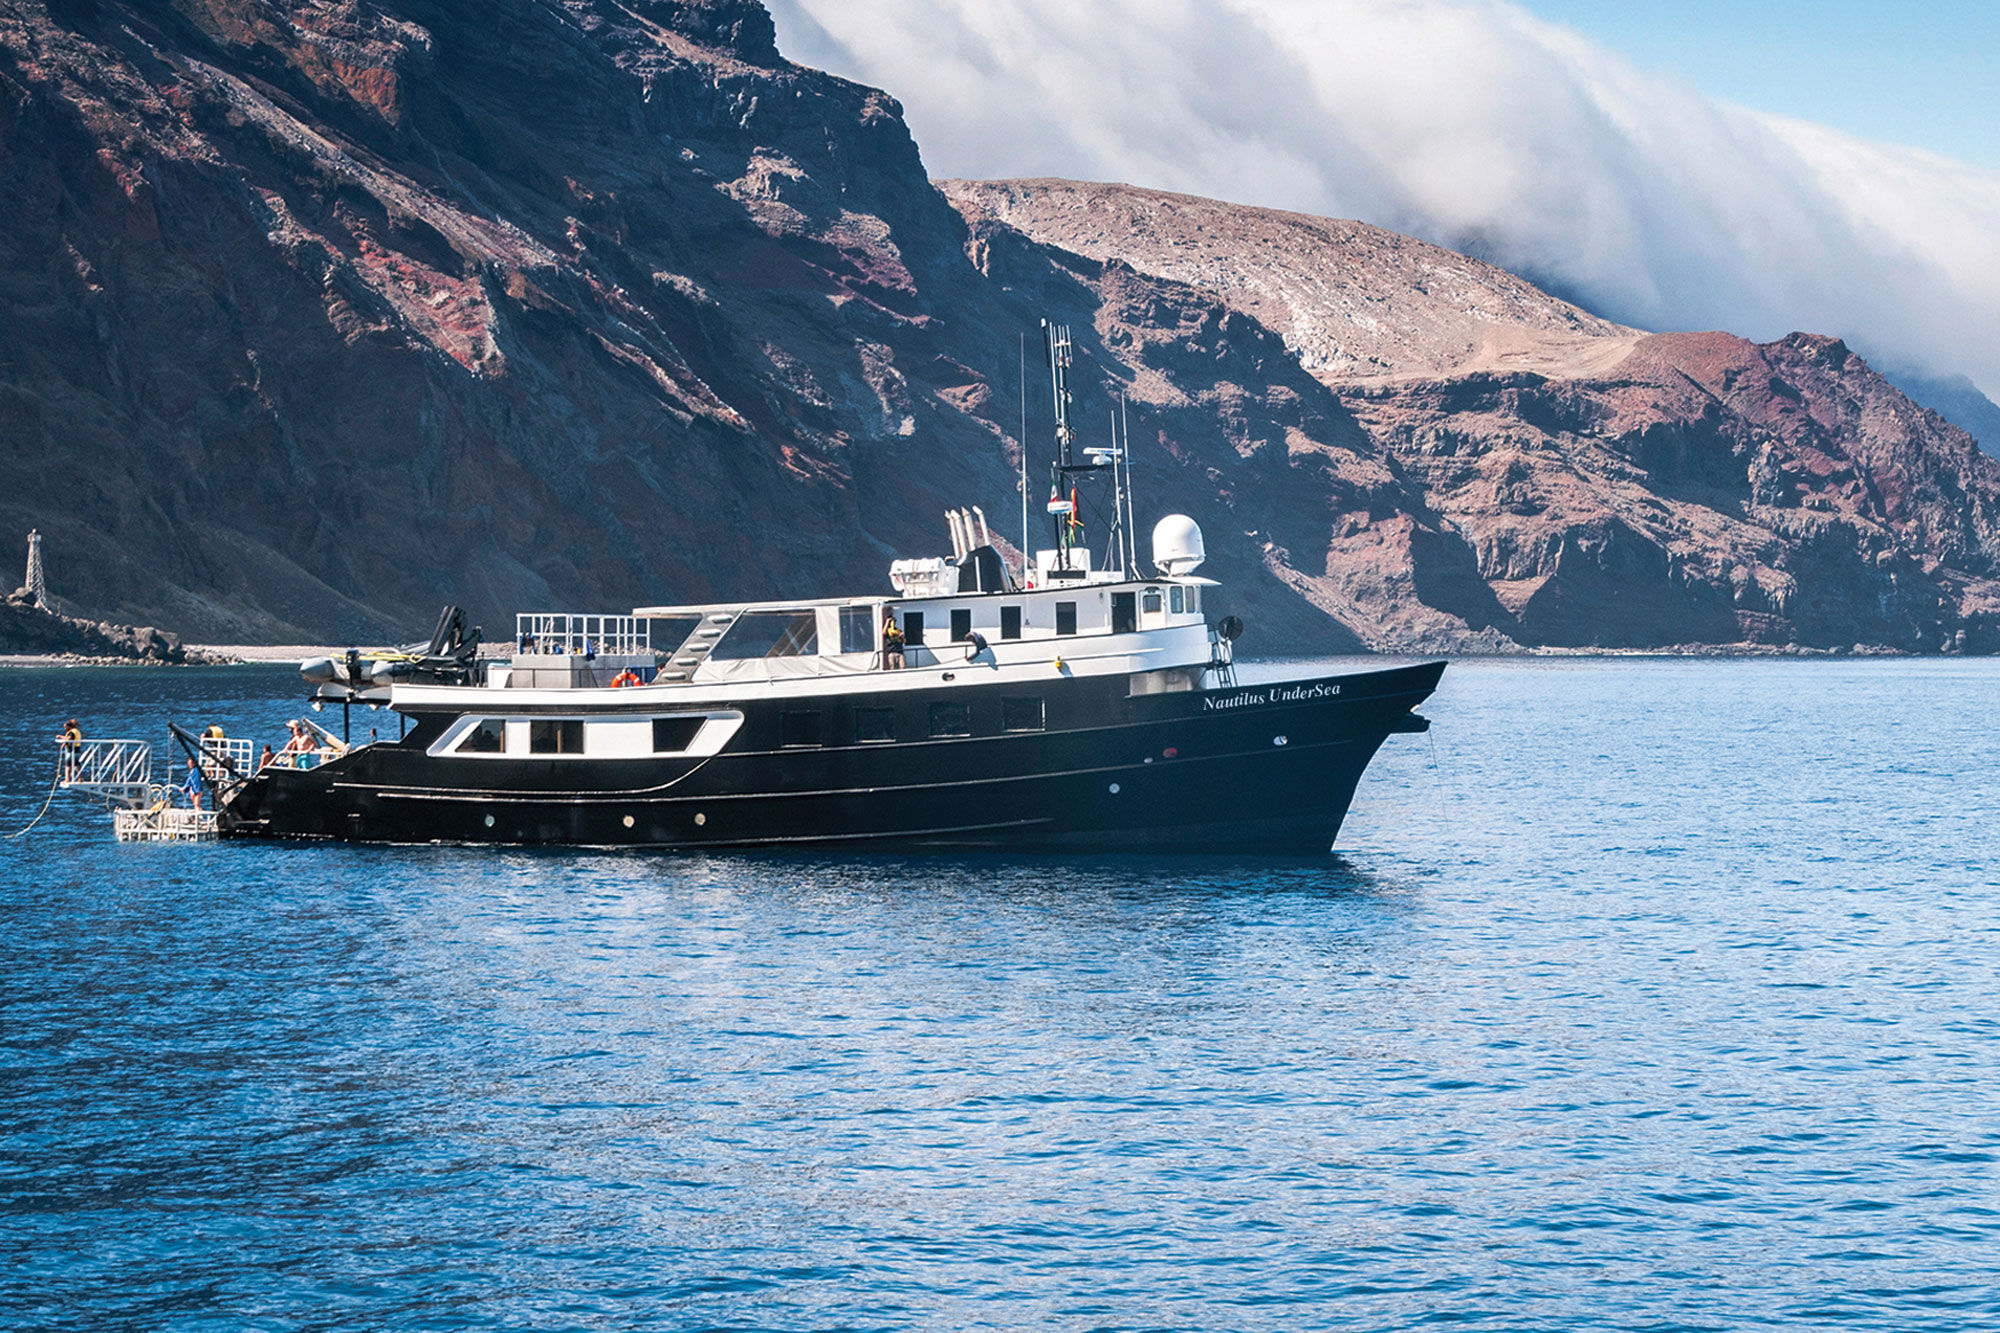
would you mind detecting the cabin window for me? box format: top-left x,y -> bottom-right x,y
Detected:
1002,697 -> 1045,732
1000,605 -> 1022,640
928,702 -> 971,737
1187,586 -> 1201,614
781,711 -> 822,747
855,707 -> 896,742
1055,601 -> 1077,636
653,716 -> 704,753
712,610 -> 817,660
1143,588 -> 1164,615
839,607 -> 875,654
530,720 -> 584,754
951,608 -> 973,642
1111,591 -> 1136,634
455,718 -> 506,754
1170,586 -> 1184,614
904,611 -> 925,646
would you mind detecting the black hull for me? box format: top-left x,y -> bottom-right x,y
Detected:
220,662 -> 1444,854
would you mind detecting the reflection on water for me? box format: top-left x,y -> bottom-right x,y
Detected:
3,659 -> 1998,1330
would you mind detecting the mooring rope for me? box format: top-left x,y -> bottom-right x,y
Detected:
4,768 -> 62,840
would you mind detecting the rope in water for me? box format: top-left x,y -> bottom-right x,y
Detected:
4,768 -> 62,840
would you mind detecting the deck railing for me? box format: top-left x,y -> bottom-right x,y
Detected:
513,613 -> 651,658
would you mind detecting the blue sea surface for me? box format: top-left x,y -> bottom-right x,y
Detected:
1,658 -> 1996,1331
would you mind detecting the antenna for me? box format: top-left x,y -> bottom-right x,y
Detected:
1019,332 -> 1029,586
1121,395 -> 1137,576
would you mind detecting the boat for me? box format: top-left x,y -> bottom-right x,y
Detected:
210,324 -> 1444,852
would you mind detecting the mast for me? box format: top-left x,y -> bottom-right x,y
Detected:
1040,320 -> 1137,579
1043,320 -> 1079,572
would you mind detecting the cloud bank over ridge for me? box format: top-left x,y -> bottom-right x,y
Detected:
769,0 -> 2000,402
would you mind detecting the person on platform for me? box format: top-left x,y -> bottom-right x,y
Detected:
182,757 -> 206,811
881,612 -> 905,670
259,743 -> 275,770
57,718 -> 83,778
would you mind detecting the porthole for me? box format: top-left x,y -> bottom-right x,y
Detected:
1273,735 -> 1288,747
694,812 -> 707,826
483,813 -> 495,828
1108,782 -> 1121,794
622,814 -> 635,829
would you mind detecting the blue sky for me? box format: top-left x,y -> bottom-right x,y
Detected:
1518,0 -> 2000,168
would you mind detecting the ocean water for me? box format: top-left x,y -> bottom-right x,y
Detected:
1,657 -> 1995,1331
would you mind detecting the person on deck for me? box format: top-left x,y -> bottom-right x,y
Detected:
281,720 -> 314,768
259,744 -> 275,770
881,612 -> 905,670
183,757 -> 206,811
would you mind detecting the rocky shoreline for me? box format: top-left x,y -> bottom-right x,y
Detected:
0,592 -> 234,665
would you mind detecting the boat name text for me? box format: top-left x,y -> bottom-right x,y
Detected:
1203,683 -> 1341,711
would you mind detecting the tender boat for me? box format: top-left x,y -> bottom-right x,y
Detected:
213,325 -> 1443,852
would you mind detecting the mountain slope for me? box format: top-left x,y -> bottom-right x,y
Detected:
4,2 -> 1998,655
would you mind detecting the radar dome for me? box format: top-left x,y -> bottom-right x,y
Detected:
1151,514 -> 1205,576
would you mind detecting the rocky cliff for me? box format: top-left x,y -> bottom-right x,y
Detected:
947,180 -> 2000,652
5,2 -> 1999,653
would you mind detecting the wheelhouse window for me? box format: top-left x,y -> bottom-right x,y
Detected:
1187,586 -> 1201,613
928,702 -> 971,737
1055,602 -> 1077,636
951,608 -> 973,642
530,720 -> 584,754
1142,587 -> 1164,615
781,711 -> 823,747
855,707 -> 896,743
454,718 -> 506,754
1000,605 -> 1022,640
712,610 -> 817,660
653,716 -> 704,753
1002,697 -> 1045,732
1170,586 -> 1184,614
838,607 -> 875,654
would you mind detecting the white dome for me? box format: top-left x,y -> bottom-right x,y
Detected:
1151,514 -> 1205,576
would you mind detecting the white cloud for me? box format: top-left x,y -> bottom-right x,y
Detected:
769,0 -> 2000,401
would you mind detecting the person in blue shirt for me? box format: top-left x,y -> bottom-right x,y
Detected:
183,757 -> 206,811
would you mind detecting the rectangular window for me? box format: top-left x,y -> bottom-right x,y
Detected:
1142,588 -> 1164,615
904,611 -> 925,646
1111,591 -> 1136,634
1187,586 -> 1201,614
951,608 -> 973,642
839,607 -> 875,655
1000,605 -> 1022,640
530,719 -> 584,754
1055,602 -> 1077,636
712,610 -> 817,660
455,718 -> 507,754
781,711 -> 822,747
855,707 -> 896,743
653,716 -> 705,753
927,702 -> 971,737
1170,586 -> 1184,614
1002,697 -> 1045,732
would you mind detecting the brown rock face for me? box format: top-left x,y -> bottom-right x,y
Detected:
949,180 -> 2000,653
4,5 -> 1998,654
